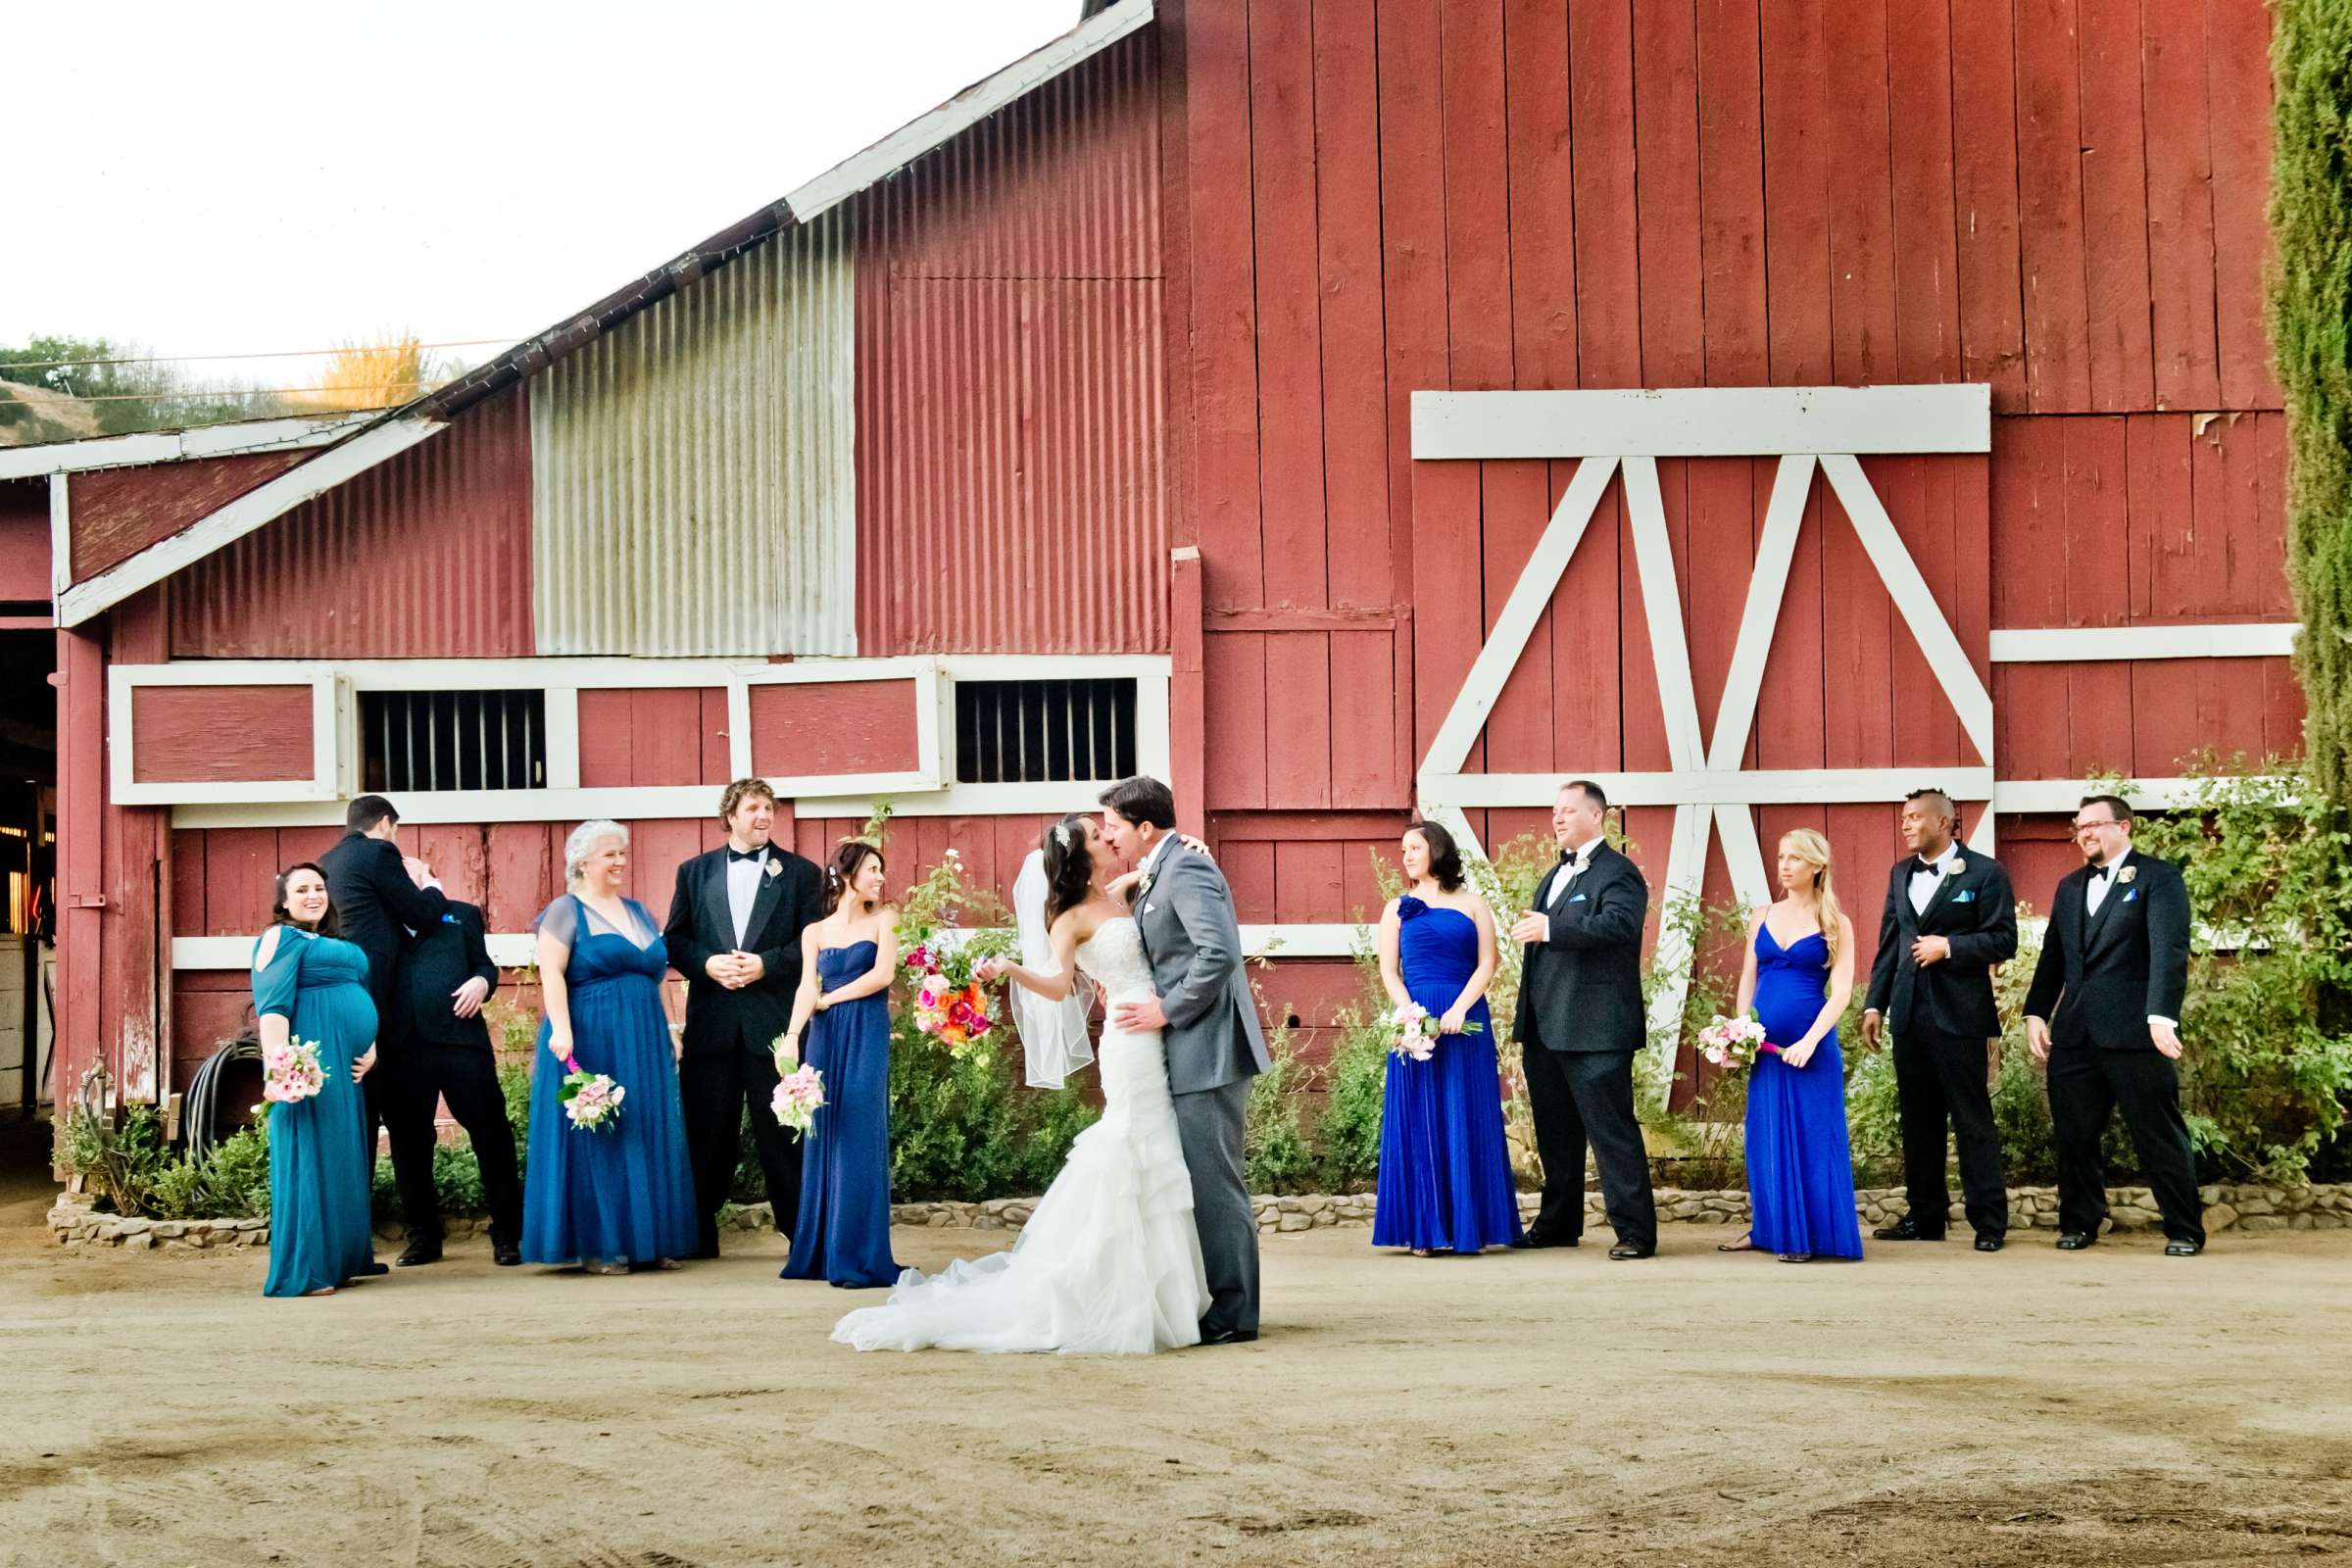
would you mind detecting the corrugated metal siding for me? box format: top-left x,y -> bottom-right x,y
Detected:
531,212 -> 856,656
171,389 -> 533,657
856,28 -> 1166,655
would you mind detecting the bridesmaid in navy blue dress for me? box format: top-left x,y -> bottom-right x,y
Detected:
1372,820 -> 1525,1255
253,863 -> 381,1298
1726,827 -> 1864,1262
521,820 -> 699,1272
780,841 -> 903,1289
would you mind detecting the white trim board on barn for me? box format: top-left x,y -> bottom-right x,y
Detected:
1410,384 -> 1996,1091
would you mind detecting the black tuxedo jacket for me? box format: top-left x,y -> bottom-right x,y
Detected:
318,829 -> 449,1028
1514,842 -> 1649,1055
1863,847 -> 2016,1040
2023,849 -> 2189,1053
663,846 -> 827,1058
399,899 -> 499,1052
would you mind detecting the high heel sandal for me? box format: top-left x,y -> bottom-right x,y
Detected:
1717,1232 -> 1757,1252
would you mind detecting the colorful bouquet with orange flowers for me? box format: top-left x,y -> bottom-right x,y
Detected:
906,944 -> 996,1057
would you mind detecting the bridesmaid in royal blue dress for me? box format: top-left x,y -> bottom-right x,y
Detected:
521,820 -> 699,1272
253,862 -> 381,1298
1372,820 -> 1525,1255
780,841 -> 903,1289
1725,827 -> 1865,1263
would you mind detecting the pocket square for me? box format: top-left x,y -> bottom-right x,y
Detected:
2123,889 -> 2138,904
1570,893 -> 1589,904
439,912 -> 458,924
1951,889 -> 1976,904
1142,903 -> 1156,915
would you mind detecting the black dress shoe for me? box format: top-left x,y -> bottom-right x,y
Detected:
1199,1328 -> 1259,1346
1518,1232 -> 1581,1250
493,1243 -> 522,1267
2165,1240 -> 2204,1257
395,1242 -> 443,1267
1872,1216 -> 1942,1242
1606,1244 -> 1654,1260
356,1260 -> 390,1276
1974,1235 -> 2004,1252
2055,1232 -> 2096,1250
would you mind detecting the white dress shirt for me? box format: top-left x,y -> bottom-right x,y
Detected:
1137,833 -> 1176,900
1906,840 -> 1960,917
2084,849 -> 2124,915
725,846 -> 765,949
1527,835 -> 1609,941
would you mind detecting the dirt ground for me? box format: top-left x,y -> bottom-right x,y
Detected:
2,1158 -> 2348,1568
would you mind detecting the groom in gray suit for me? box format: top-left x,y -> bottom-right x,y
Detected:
1099,776 -> 1271,1345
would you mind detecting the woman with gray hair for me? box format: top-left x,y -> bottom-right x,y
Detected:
519,819 -> 698,1272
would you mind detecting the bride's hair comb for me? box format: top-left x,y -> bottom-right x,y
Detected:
1053,820 -> 1077,850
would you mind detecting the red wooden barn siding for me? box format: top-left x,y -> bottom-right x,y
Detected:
65,450 -> 312,585
170,389 -> 534,659
0,478 -> 51,601
854,27 -> 1169,657
1154,0 -> 2287,1079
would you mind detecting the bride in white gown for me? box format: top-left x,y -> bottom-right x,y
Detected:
830,814 -> 1208,1355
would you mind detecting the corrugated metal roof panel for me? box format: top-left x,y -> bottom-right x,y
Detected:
170,388 -> 533,658
856,28 -> 1166,655
531,212 -> 856,657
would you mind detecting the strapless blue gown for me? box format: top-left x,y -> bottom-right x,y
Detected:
1744,924 -> 1864,1259
1372,898 -> 1525,1252
520,896 -> 698,1266
253,927 -> 379,1297
782,942 -> 902,1288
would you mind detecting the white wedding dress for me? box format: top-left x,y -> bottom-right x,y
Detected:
831,918 -> 1208,1354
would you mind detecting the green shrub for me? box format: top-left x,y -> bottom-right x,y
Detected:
1244,1019 -> 1316,1196
1311,1003 -> 1390,1194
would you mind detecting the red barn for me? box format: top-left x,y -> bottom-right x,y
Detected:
6,0 -> 2297,1129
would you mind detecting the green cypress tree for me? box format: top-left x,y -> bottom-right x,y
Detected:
2273,0 -> 2352,805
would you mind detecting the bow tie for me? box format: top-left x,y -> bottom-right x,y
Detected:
728,847 -> 766,863
1557,849 -> 1580,868
2090,861 -> 2114,880
1909,857 -> 1943,877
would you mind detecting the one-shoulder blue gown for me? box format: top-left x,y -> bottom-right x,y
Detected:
1743,924 -> 1864,1259
252,926 -> 380,1297
1372,898 -> 1525,1252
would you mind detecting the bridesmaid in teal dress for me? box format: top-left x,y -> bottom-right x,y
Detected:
779,841 -> 903,1289
252,862 -> 381,1298
521,820 -> 699,1271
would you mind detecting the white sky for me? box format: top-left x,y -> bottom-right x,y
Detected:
1,0 -> 1076,391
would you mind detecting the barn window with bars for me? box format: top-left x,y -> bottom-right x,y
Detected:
955,678 -> 1136,785
359,690 -> 547,793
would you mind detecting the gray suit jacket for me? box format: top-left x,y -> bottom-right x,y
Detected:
1133,841 -> 1270,1096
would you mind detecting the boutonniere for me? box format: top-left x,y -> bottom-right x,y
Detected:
2117,864 -> 2136,885
1138,870 -> 1154,900
763,858 -> 782,880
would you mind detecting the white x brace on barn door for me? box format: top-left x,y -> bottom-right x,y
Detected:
1410,386 -> 1995,1087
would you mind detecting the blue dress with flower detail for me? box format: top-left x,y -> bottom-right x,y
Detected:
1372,898 -> 1526,1252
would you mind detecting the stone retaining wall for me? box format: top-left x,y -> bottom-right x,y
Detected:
51,1182 -> 2352,1250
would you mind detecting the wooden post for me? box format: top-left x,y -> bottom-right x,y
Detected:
1170,546 -> 1206,839
52,624 -> 105,1159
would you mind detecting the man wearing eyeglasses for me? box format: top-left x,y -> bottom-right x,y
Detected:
2023,795 -> 2203,1256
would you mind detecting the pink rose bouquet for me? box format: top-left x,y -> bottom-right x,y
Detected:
263,1037 -> 327,1104
558,1058 -> 626,1132
770,1054 -> 825,1139
1696,1014 -> 1772,1071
